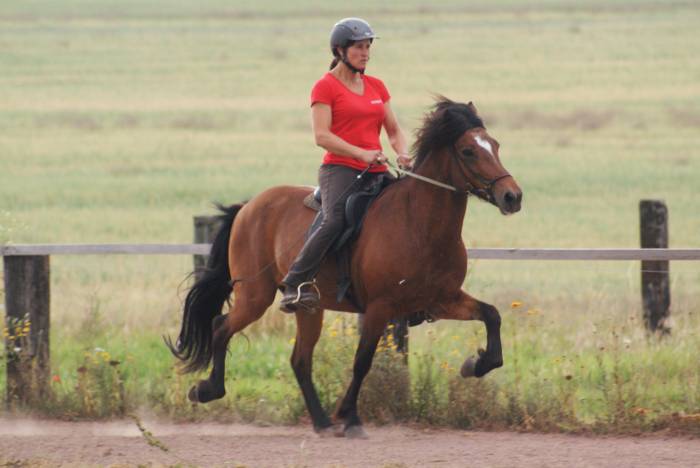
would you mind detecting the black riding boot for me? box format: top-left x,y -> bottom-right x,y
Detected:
281,165 -> 369,312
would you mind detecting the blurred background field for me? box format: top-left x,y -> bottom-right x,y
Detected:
1,0 -> 699,432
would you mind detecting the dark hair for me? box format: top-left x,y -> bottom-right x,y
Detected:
411,96 -> 484,170
329,40 -> 357,70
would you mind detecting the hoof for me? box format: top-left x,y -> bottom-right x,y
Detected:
344,425 -> 369,439
316,424 -> 344,438
460,356 -> 478,378
188,380 -> 224,403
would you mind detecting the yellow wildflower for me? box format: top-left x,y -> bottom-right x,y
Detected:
511,301 -> 523,309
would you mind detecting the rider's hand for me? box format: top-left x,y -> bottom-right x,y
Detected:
397,153 -> 414,170
357,149 -> 386,165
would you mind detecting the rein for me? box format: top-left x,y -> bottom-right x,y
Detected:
387,160 -> 459,192
387,147 -> 512,203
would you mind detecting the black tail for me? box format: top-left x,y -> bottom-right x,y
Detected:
165,203 -> 244,373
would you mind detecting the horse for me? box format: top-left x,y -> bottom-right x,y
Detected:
166,97 -> 523,438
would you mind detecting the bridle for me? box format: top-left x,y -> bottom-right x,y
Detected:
388,145 -> 512,204
449,145 -> 512,204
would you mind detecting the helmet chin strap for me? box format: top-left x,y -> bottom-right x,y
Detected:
340,50 -> 365,74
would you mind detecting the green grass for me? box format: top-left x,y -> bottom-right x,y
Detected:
1,0 -> 699,433
2,308 -> 697,433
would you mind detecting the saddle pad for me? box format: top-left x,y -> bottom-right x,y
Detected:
303,191 -> 321,211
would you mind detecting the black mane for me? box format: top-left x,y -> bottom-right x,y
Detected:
411,96 -> 484,170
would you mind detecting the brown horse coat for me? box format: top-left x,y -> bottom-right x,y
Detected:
168,98 -> 522,437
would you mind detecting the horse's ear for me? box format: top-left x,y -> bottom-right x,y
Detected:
467,101 -> 479,115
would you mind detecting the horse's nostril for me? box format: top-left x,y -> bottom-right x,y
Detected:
502,191 -> 522,212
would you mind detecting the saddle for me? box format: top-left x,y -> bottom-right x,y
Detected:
302,173 -> 394,310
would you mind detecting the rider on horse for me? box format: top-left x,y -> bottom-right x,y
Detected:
280,18 -> 413,313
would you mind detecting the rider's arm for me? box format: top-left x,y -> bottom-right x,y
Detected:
382,102 -> 412,168
311,103 -> 382,164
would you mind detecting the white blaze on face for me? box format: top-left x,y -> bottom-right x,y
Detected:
475,135 -> 494,156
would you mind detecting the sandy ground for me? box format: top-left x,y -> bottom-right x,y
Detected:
0,418 -> 698,467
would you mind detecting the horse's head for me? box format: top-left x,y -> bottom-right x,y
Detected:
454,120 -> 522,215
413,98 -> 522,215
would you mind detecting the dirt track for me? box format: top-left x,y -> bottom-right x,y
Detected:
0,418 -> 698,467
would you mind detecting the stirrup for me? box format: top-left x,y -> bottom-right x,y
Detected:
294,280 -> 320,301
281,280 -> 321,313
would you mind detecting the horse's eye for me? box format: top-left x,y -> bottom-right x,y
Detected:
461,149 -> 477,159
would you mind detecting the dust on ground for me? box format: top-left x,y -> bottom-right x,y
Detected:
0,418 -> 698,467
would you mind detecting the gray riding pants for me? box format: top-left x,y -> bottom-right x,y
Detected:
282,164 -> 382,287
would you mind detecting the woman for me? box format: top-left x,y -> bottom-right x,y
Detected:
281,17 -> 412,312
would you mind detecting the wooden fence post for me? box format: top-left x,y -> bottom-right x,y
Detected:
3,255 -> 50,406
193,215 -> 221,280
640,200 -> 670,334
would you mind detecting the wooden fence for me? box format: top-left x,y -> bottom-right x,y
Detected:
2,200 -> 699,404
2,244 -> 699,260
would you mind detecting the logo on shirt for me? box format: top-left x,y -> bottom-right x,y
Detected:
370,99 -> 382,104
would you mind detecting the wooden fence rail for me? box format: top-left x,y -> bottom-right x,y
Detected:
2,245 -> 699,260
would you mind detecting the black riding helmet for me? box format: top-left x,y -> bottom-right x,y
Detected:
329,18 -> 378,74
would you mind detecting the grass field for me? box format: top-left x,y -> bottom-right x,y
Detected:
1,0 -> 699,432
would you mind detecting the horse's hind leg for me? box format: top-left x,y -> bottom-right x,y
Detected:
434,291 -> 503,378
188,313 -> 230,403
291,309 -> 341,436
189,282 -> 275,403
335,308 -> 388,439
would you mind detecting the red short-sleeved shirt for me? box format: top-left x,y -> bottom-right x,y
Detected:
310,72 -> 390,173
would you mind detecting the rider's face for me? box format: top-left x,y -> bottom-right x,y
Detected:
344,39 -> 371,69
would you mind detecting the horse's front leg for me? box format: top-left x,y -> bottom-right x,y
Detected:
433,291 -> 503,378
335,307 -> 387,438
